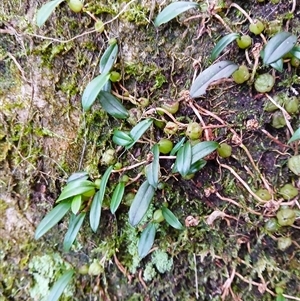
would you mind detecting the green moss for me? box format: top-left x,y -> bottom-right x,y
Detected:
28,253 -> 74,300
151,250 -> 173,273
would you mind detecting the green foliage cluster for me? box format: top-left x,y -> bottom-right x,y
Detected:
32,0 -> 300,299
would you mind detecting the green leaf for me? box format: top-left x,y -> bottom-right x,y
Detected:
174,141 -> 192,177
154,1 -> 198,27
36,0 -> 65,27
262,32 -> 297,65
188,159 -> 207,174
191,141 -> 219,164
162,207 -> 184,230
129,180 -> 155,227
288,128 -> 300,143
47,270 -> 74,301
63,213 -> 86,251
89,166 -> 113,232
67,171 -> 89,183
110,182 -> 125,214
99,43 -> 118,74
290,46 -> 300,60
270,58 -> 283,72
146,144 -> 160,188
35,201 -> 71,239
170,137 -> 186,156
56,180 -> 95,202
98,91 -> 128,119
126,119 -> 153,149
211,33 -> 240,61
190,61 -> 238,98
138,222 -> 156,258
71,195 -> 82,215
82,73 -> 110,111
112,130 -> 133,146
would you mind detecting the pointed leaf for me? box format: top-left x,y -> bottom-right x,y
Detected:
98,91 -> 128,119
36,0 -> 65,27
270,58 -> 283,72
290,46 -> 300,60
47,270 -> 74,301
67,171 -> 89,183
174,141 -> 192,177
154,1 -> 199,27
262,32 -> 297,65
170,137 -> 186,156
129,180 -> 155,227
190,61 -> 238,98
71,195 -> 82,215
82,73 -> 110,111
288,128 -> 300,143
63,213 -> 86,251
191,141 -> 219,164
100,43 -> 118,74
112,130 -> 133,146
35,201 -> 71,239
211,33 -> 240,61
110,182 -> 125,214
56,180 -> 95,202
188,159 -> 207,174
126,119 -> 153,149
146,144 -> 160,188
162,207 -> 184,230
138,222 -> 156,258
89,166 -> 113,232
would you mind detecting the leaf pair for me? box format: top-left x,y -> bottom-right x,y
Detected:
113,119 -> 153,150
173,141 -> 219,176
82,42 -> 128,118
137,206 -> 184,258
261,32 -> 297,66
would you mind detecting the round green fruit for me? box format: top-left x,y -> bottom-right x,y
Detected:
279,183 -> 298,200
254,73 -> 275,93
101,149 -> 116,165
271,111 -> 286,129
284,96 -> 299,114
68,0 -> 83,12
256,188 -> 271,201
153,209 -> 165,223
164,122 -> 178,135
276,208 -> 296,226
88,260 -> 103,276
94,179 -> 101,189
264,218 -> 279,232
291,57 -> 300,68
95,20 -> 104,33
186,122 -> 203,140
158,138 -> 173,154
277,237 -> 292,251
161,101 -> 179,114
109,71 -> 121,82
236,35 -> 252,49
249,20 -> 265,35
288,155 -> 300,175
264,93 -> 284,112
217,143 -> 232,158
120,174 -> 129,183
232,65 -> 250,84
